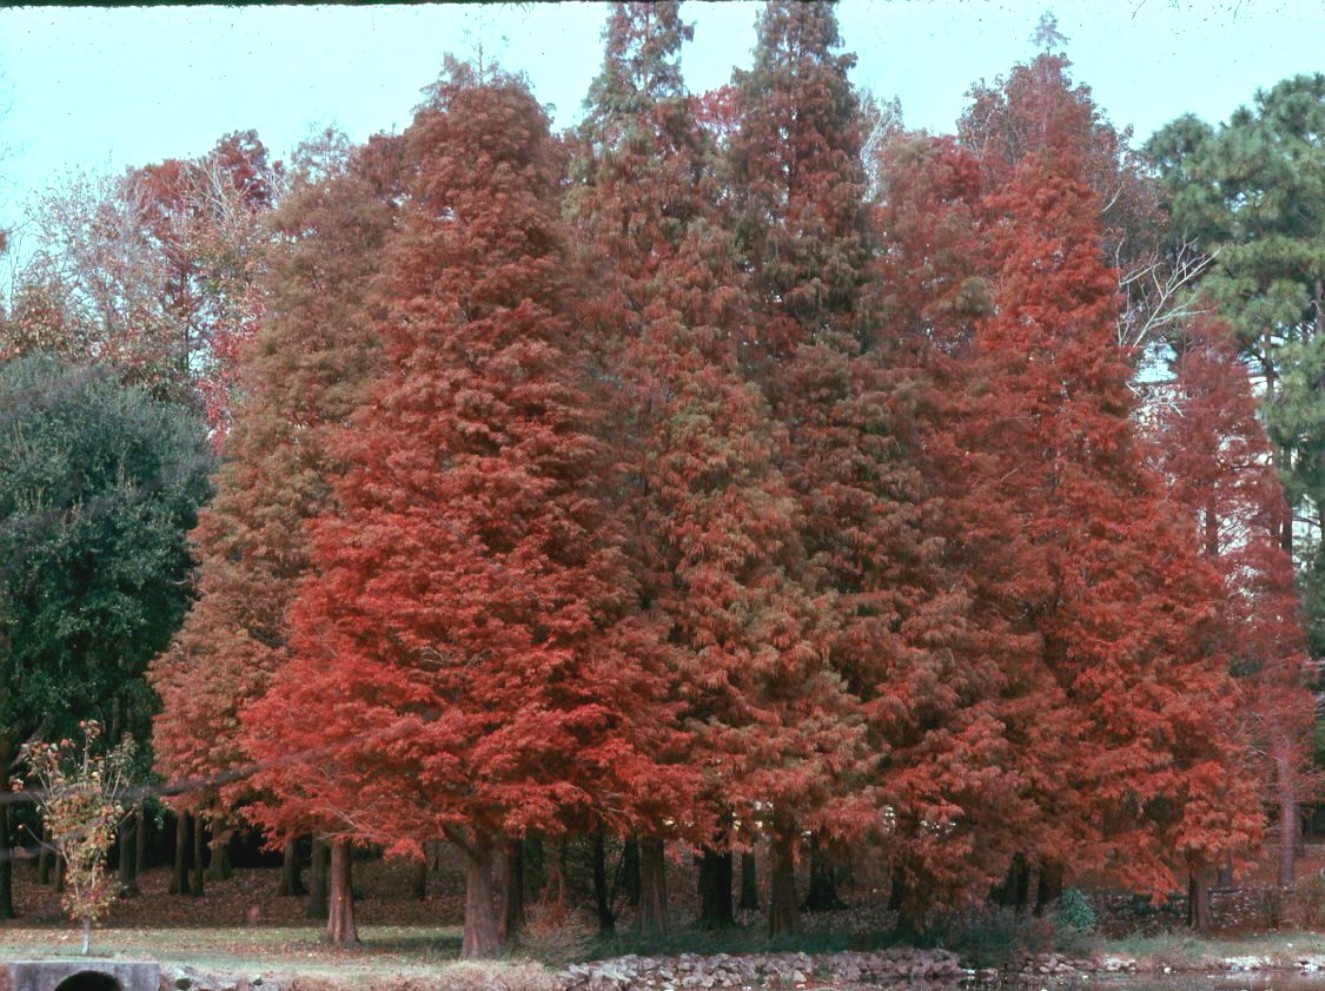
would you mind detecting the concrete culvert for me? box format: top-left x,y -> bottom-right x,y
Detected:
53,973 -> 122,991
8,961 -> 158,991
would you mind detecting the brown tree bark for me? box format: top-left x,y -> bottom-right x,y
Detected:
524,834 -> 546,902
501,838 -> 525,946
306,838 -> 329,918
38,832 -> 53,886
767,825 -> 799,937
135,811 -> 147,874
1188,864 -> 1213,931
409,855 -> 428,902
801,834 -> 844,912
117,811 -> 140,898
739,850 -> 760,911
207,826 -> 233,881
1034,861 -> 1063,916
697,848 -> 735,929
0,767 -> 14,919
591,832 -> 615,934
169,811 -> 189,895
460,841 -> 500,959
637,836 -> 669,935
996,854 -> 1032,912
190,814 -> 206,896
326,838 -> 359,946
622,836 -> 641,907
278,838 -> 306,896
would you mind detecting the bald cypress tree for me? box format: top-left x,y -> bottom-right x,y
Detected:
728,0 -> 940,932
150,134 -> 402,934
572,3 -> 874,934
246,61 -> 691,959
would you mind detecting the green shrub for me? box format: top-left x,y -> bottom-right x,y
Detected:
1056,888 -> 1096,934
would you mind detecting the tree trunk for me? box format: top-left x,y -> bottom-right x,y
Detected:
996,854 -> 1031,912
887,864 -> 906,911
278,838 -> 306,896
622,836 -> 641,907
409,855 -> 428,902
326,838 -> 359,946
135,809 -> 147,872
207,826 -> 233,882
697,847 -> 735,929
524,833 -> 546,902
306,838 -> 329,918
591,832 -> 615,934
802,834 -> 845,912
739,850 -> 760,911
460,841 -> 500,959
637,836 -> 669,935
38,837 -> 53,886
1034,861 -> 1063,916
80,915 -> 92,956
117,811 -> 140,898
1277,749 -> 1299,886
170,811 -> 189,895
768,825 -> 799,937
1188,864 -> 1213,931
1217,856 -> 1235,889
190,814 -> 205,896
501,838 -> 525,946
0,776 -> 14,920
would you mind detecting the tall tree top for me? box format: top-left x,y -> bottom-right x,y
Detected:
744,0 -> 855,82
570,1 -> 709,277
728,0 -> 871,352
584,2 -> 692,123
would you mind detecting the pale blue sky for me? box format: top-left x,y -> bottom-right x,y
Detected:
0,1 -> 1321,251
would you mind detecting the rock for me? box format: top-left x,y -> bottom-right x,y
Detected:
1096,954 -> 1137,973
1223,956 -> 1267,972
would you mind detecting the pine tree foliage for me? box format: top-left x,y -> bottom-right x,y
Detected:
1149,75 -> 1325,653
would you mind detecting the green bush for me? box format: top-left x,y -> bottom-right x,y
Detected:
1056,888 -> 1096,934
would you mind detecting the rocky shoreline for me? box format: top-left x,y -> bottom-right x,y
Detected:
554,947 -> 1325,989
163,946 -> 1325,991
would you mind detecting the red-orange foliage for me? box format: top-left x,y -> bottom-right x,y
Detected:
869,132 -> 1044,917
966,131 -> 1258,896
571,4 -> 876,933
151,135 -> 401,818
1151,311 -> 1315,884
244,64 -> 689,959
115,132 -> 280,435
727,0 -> 926,931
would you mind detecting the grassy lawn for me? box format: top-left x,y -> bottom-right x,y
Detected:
0,924 -> 475,983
